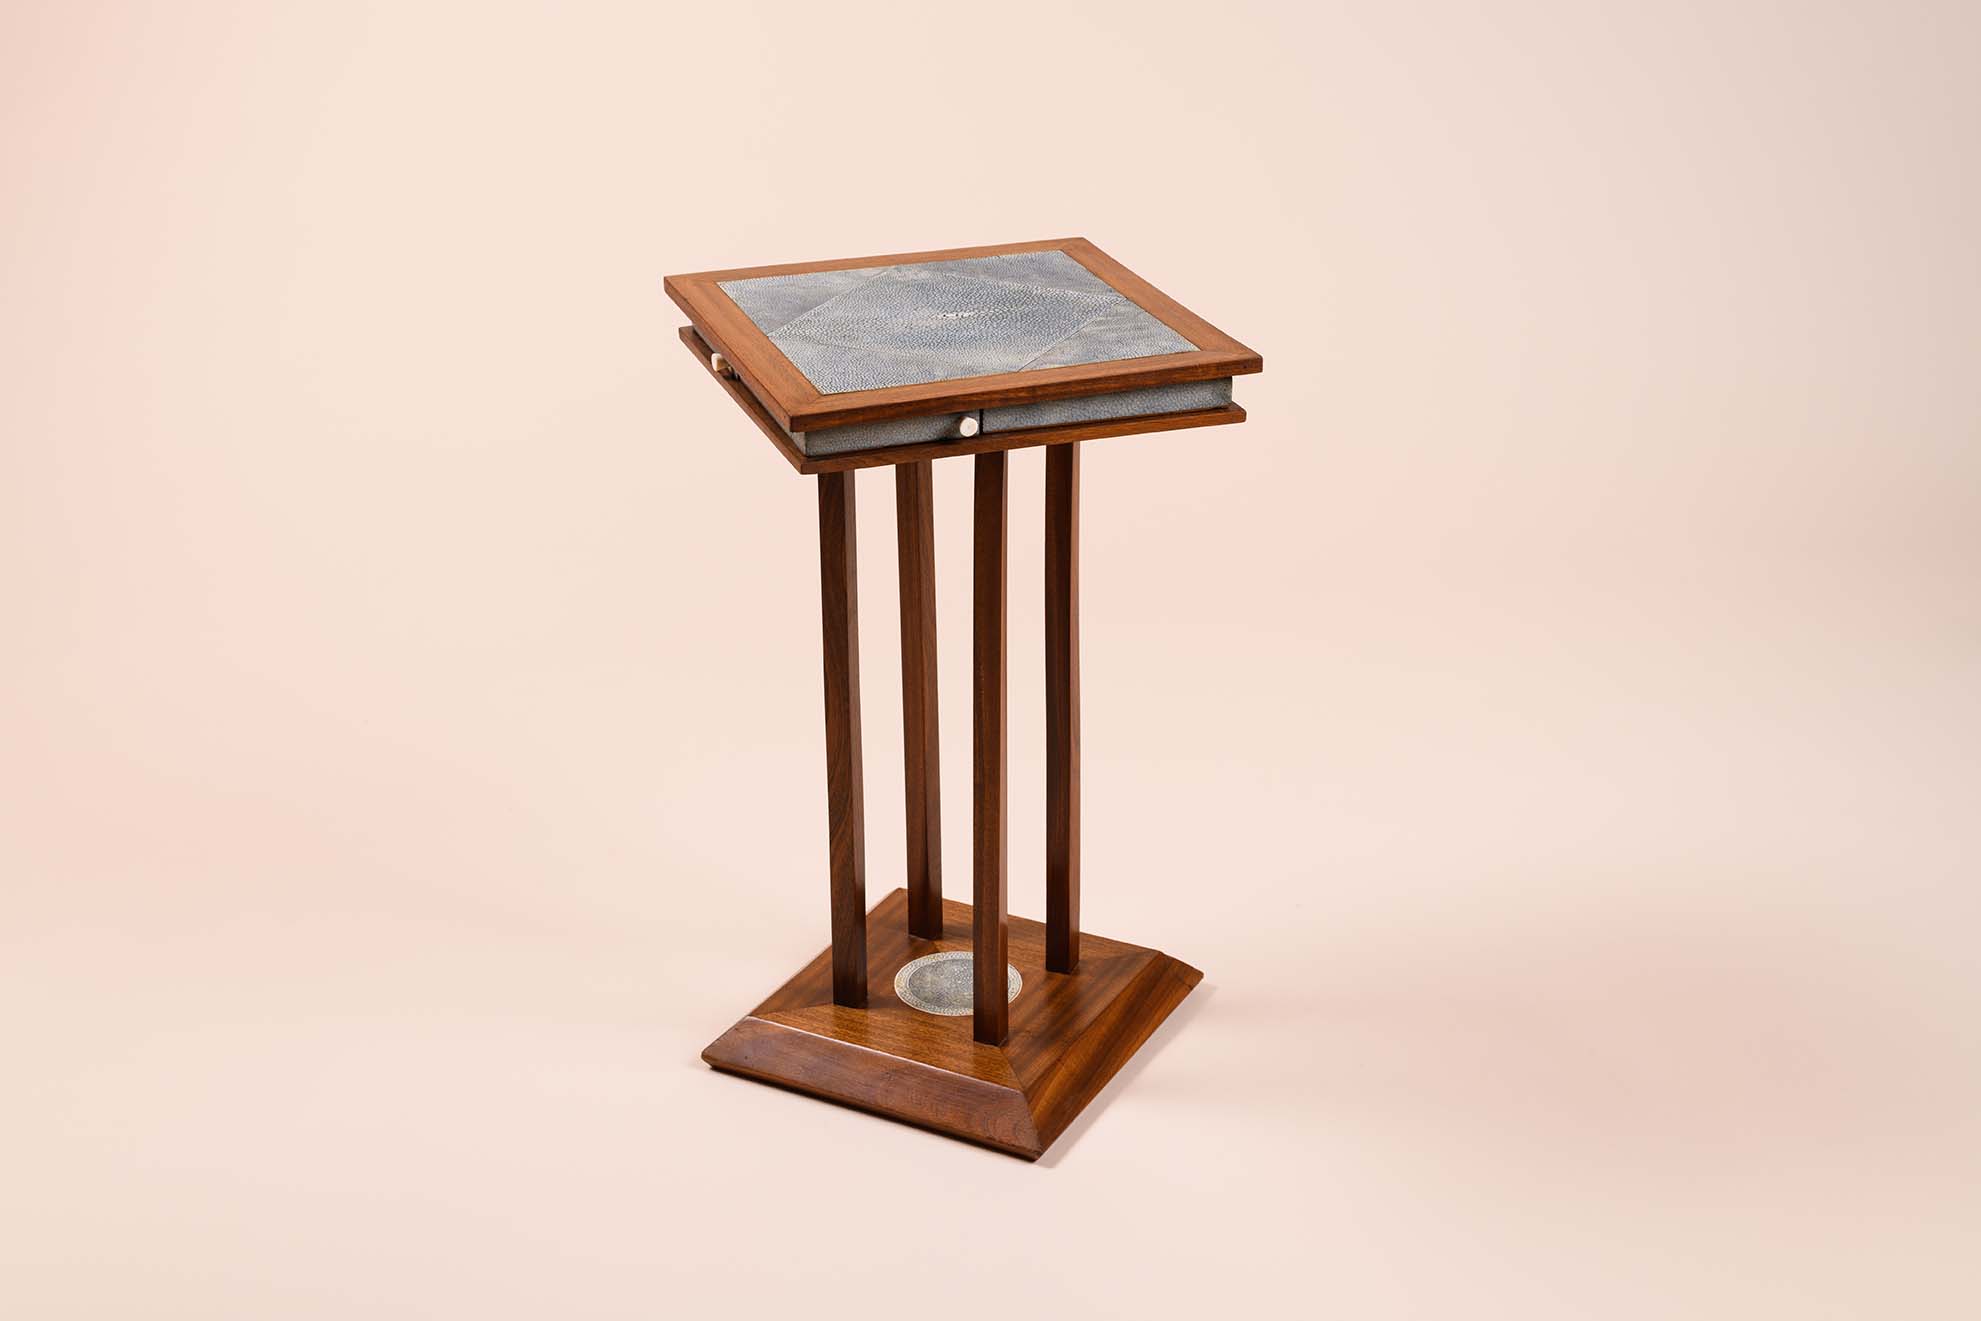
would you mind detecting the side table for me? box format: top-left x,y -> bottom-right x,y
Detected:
665,238 -> 1262,1159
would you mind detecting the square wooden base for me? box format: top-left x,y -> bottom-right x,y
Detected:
701,888 -> 1202,1160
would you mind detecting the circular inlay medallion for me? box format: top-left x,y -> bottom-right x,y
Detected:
893,951 -> 1022,1017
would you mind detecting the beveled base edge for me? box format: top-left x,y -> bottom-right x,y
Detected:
700,890 -> 1203,1161
703,1015 -> 1048,1158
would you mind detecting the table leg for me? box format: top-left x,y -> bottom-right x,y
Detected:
1045,443 -> 1081,973
817,471 -> 867,1008
895,461 -> 943,940
972,452 -> 1009,1046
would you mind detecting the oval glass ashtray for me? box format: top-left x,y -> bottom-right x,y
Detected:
893,950 -> 1022,1017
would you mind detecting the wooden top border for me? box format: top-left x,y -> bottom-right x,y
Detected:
663,237 -> 1263,432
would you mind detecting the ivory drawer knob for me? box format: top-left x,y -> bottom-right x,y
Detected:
957,414 -> 980,438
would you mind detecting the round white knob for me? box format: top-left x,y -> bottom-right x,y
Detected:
709,351 -> 731,377
957,414 -> 980,438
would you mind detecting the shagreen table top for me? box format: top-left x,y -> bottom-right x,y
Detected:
717,249 -> 1198,395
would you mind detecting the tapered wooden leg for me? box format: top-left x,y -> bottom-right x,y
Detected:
895,461 -> 943,940
972,452 -> 1009,1046
1045,443 -> 1081,973
817,471 -> 867,1008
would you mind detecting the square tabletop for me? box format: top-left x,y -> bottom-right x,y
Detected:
666,238 -> 1261,472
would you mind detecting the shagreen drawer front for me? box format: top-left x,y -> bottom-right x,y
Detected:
796,411 -> 981,457
794,378 -> 1234,453
980,378 -> 1233,434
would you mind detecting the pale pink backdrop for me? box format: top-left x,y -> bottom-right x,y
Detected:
3,3 -> 1977,1317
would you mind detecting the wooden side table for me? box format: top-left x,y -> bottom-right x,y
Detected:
666,238 -> 1262,1159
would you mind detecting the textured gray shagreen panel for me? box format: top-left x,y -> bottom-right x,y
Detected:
720,250 -> 1197,395
981,378 -> 1233,433
892,950 -> 1022,1017
796,410 -> 978,457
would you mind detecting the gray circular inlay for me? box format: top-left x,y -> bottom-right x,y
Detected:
893,951 -> 1022,1017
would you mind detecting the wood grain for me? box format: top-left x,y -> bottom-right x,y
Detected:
972,452 -> 1009,1047
677,326 -> 807,469
701,888 -> 1203,1160
1045,442 -> 1081,973
895,461 -> 942,940
671,299 -> 814,434
1059,237 -> 1256,362
1020,947 -> 1201,1151
816,471 -> 866,1007
703,1016 -> 1041,1158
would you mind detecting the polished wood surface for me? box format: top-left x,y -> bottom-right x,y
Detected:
816,471 -> 866,1007
678,324 -> 1246,475
666,237 -> 1262,432
701,889 -> 1203,1160
972,452 -> 1009,1047
895,461 -> 942,940
1045,443 -> 1081,973
679,326 -> 808,469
